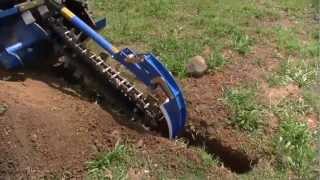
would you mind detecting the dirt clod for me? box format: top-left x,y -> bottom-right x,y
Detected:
187,55 -> 208,77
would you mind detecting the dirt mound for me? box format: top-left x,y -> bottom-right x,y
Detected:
0,72 -> 146,178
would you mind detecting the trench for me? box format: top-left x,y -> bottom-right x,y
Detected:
53,64 -> 258,174
182,127 -> 258,174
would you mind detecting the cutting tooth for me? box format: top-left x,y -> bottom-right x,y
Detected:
102,67 -> 111,73
127,86 -> 134,92
111,72 -> 120,78
118,79 -> 126,86
136,93 -> 143,99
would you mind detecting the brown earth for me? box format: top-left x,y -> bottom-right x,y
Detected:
0,69 -> 236,179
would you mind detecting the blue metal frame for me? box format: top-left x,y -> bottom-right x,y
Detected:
0,8 -> 49,69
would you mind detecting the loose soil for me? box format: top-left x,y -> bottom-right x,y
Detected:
0,69 -> 237,179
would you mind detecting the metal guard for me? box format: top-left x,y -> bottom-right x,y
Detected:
115,48 -> 187,138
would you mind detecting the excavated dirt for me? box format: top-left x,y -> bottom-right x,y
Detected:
0,68 -> 238,179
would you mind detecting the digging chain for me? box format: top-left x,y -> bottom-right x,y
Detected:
47,17 -> 165,128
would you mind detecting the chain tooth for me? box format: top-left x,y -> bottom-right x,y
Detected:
102,67 -> 112,73
111,72 -> 120,79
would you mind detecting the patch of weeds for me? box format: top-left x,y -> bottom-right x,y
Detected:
274,98 -> 313,119
197,149 -> 220,168
268,59 -> 317,87
87,144 -> 132,179
224,87 -> 264,132
274,119 -> 317,178
302,41 -> 320,58
232,31 -> 253,55
207,49 -> 228,71
272,96 -> 318,178
239,162 -> 288,180
144,0 -> 174,18
275,27 -> 301,55
277,0 -> 311,16
303,89 -> 320,114
150,35 -> 202,77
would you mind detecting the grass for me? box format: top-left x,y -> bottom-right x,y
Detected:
207,48 -> 228,71
87,142 -> 221,179
224,87 -> 264,132
90,0 -> 273,76
232,31 -> 253,55
275,119 -> 317,178
268,58 -> 318,87
275,27 -> 301,55
271,97 -> 319,178
87,144 -> 132,179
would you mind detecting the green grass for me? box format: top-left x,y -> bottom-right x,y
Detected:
268,59 -> 318,87
275,119 -> 317,178
90,0 -> 278,76
207,48 -> 228,71
272,97 -> 318,178
87,142 -> 222,179
232,31 -> 253,55
87,144 -> 132,179
224,87 -> 264,132
275,27 -> 301,55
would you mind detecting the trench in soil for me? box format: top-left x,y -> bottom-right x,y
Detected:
1,65 -> 258,174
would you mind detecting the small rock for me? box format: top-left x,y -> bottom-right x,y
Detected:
186,55 -> 208,77
0,104 -> 8,115
136,139 -> 144,148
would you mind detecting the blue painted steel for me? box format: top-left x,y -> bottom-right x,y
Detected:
0,14 -> 48,69
66,12 -> 187,138
0,7 -> 19,19
94,18 -> 107,31
70,16 -> 116,55
115,49 -> 187,138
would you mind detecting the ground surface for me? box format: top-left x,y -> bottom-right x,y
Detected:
1,0 -> 320,179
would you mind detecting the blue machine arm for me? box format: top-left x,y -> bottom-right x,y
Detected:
60,7 -> 187,138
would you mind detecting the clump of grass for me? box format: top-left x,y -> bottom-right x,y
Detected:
302,41 -> 320,58
224,87 -> 264,132
274,98 -> 313,118
144,0 -> 174,18
268,59 -> 317,87
303,89 -> 320,114
207,49 -> 228,71
198,149 -> 220,168
232,31 -> 253,55
275,119 -> 317,178
150,35 -> 202,77
272,96 -> 318,178
87,144 -> 131,179
275,27 -> 301,55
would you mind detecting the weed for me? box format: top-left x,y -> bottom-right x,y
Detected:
268,59 -> 317,87
274,98 -> 313,119
198,149 -> 220,168
302,41 -> 320,58
271,96 -> 318,178
275,27 -> 301,55
303,89 -> 320,114
275,119 -> 317,178
224,87 -> 263,132
207,49 -> 228,71
232,31 -> 253,55
87,144 -> 131,179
